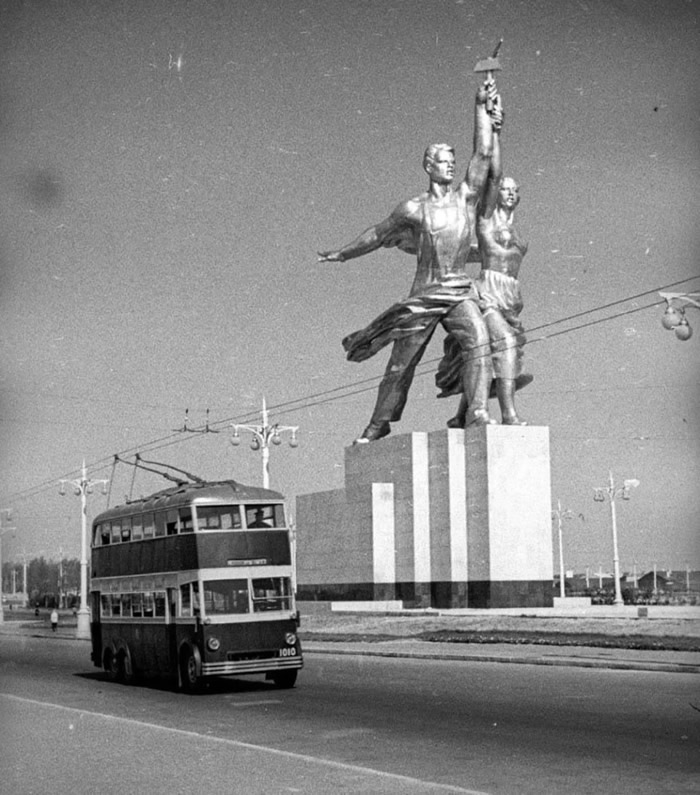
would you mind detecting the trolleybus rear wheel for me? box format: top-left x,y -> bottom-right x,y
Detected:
118,649 -> 137,685
104,649 -> 120,682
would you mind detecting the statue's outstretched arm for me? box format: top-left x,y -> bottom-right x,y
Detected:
318,205 -> 409,263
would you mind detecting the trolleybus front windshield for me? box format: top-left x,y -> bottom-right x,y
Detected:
196,503 -> 285,530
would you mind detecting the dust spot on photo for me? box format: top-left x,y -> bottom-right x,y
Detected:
23,167 -> 64,209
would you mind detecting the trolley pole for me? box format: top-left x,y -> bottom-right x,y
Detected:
593,471 -> 639,606
59,461 -> 109,639
230,397 -> 299,489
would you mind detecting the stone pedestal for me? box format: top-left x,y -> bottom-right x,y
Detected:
296,425 -> 553,608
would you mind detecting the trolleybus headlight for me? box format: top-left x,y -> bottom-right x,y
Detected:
285,632 -> 297,646
206,636 -> 221,652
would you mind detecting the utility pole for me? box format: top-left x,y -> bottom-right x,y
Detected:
593,471 -> 639,606
20,549 -> 43,607
0,509 -> 16,624
230,397 -> 299,490
58,546 -> 64,609
59,461 -> 109,639
288,513 -> 297,595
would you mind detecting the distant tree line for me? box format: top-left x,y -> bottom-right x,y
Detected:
1,556 -> 80,608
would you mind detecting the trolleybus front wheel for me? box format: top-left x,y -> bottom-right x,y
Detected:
179,646 -> 203,692
269,669 -> 298,689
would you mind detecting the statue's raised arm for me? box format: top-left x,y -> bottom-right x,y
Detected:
464,78 -> 499,200
465,40 -> 504,199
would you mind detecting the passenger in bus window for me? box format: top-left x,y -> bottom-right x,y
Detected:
248,508 -> 271,528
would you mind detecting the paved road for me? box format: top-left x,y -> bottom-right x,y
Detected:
1,633 -> 698,794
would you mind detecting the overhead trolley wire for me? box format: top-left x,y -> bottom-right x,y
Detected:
2,274 -> 698,506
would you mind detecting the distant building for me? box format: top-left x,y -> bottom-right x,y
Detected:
635,570 -> 699,592
636,571 -> 674,592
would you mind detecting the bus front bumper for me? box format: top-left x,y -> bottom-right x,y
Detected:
202,655 -> 302,676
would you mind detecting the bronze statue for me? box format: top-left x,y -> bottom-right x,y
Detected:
436,127 -> 530,426
319,78 -> 503,443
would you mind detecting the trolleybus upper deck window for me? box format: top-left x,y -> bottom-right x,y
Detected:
132,515 -> 143,541
244,504 -> 285,528
197,505 -> 242,530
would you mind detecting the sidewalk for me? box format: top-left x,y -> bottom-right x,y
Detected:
2,618 -> 698,674
302,638 -> 700,675
325,602 -> 700,620
0,619 -> 85,643
301,602 -> 700,674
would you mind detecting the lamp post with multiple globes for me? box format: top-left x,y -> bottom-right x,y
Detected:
593,471 -> 639,606
59,462 -> 109,639
230,398 -> 299,490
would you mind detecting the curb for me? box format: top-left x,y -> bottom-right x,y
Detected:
302,642 -> 700,675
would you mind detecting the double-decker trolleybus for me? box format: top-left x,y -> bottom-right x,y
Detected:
89,470 -> 302,691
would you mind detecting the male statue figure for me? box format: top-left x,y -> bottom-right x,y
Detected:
319,79 -> 502,443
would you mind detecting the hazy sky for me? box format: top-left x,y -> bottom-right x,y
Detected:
1,0 -> 698,574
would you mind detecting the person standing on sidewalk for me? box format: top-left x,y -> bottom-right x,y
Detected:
50,608 -> 58,632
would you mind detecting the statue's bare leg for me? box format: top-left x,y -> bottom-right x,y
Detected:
496,377 -> 527,425
483,309 -> 526,425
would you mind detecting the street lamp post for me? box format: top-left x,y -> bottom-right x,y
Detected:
59,461 -> 109,639
593,471 -> 639,606
0,509 -> 16,624
230,397 -> 299,490
552,500 -> 575,599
